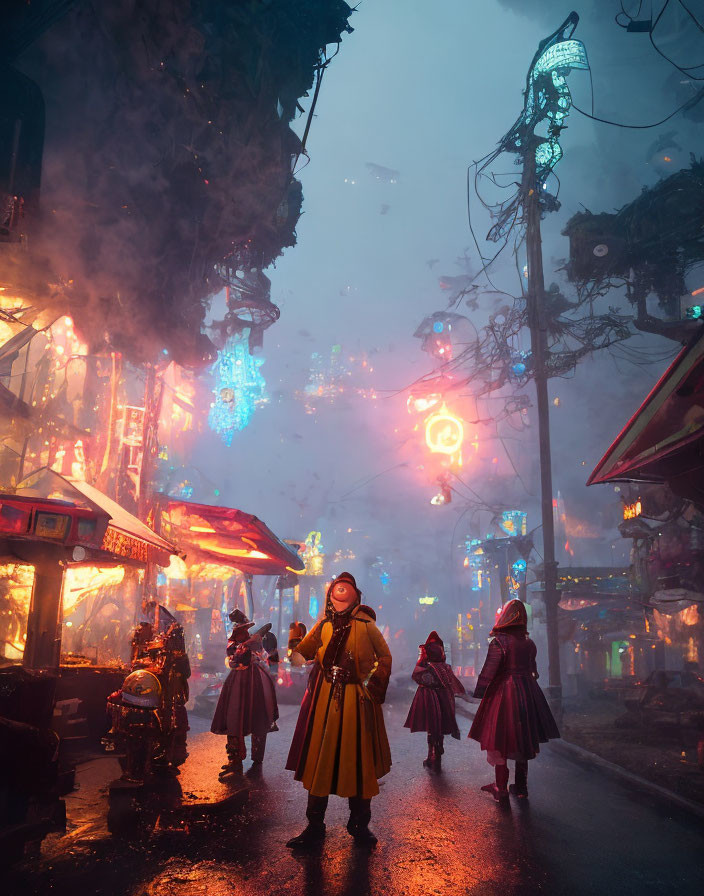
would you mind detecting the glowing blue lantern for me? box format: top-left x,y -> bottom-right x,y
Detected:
511,559 -> 528,583
464,538 -> 486,592
208,330 -> 268,446
500,510 -> 528,537
433,320 -> 445,334
309,592 -> 320,619
509,350 -> 531,381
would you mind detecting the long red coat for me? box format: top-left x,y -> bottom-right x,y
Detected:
404,660 -> 465,739
469,632 -> 559,761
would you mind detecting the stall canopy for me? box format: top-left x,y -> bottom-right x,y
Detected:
12,468 -> 177,566
159,498 -> 304,576
588,328 -> 704,505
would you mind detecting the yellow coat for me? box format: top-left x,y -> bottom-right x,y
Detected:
286,606 -> 392,798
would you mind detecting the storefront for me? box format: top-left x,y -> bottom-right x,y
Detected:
589,328 -> 704,674
156,498 -> 304,667
0,469 -> 177,732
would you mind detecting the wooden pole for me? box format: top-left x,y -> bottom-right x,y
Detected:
522,144 -> 562,719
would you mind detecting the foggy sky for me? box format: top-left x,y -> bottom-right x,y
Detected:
190,1 -> 702,639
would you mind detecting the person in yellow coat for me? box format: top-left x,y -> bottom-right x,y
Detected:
285,572 -> 392,848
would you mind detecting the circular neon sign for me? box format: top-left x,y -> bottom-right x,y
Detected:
425,406 -> 464,455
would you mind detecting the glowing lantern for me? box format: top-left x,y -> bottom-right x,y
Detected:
208,331 -> 268,446
407,393 -> 442,415
623,500 -> 642,521
499,510 -> 528,537
309,592 -> 320,619
302,531 -> 325,576
425,404 -> 464,456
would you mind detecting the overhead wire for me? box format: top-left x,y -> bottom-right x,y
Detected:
649,0 -> 704,78
572,86 -> 704,127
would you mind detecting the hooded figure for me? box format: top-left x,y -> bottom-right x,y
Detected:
404,631 -> 465,771
469,599 -> 559,802
285,572 -> 392,848
210,607 -> 279,777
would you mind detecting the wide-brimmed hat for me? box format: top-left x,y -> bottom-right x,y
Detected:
228,608 -> 249,624
252,622 -> 272,639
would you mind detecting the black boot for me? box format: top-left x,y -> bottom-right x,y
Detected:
286,795 -> 327,848
250,734 -> 266,766
423,736 -> 436,770
347,797 -> 377,846
219,736 -> 244,778
510,760 -> 528,798
434,736 -> 444,772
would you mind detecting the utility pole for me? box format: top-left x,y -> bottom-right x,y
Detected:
487,12 -> 587,718
522,147 -> 562,718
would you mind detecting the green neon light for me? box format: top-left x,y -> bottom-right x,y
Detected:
501,22 -> 589,190
534,39 -> 589,76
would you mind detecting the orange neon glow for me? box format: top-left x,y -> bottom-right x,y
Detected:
692,287 -> 704,297
189,525 -> 217,533
0,563 -> 35,660
623,500 -> 642,521
202,545 -> 270,560
425,404 -> 464,456
62,566 -> 126,615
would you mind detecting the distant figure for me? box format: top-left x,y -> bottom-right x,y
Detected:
285,572 -> 392,848
469,599 -> 559,802
404,631 -> 465,771
287,621 -> 308,656
210,609 -> 279,778
261,629 -> 280,673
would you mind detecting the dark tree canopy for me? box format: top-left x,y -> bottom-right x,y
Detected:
3,0 -> 353,363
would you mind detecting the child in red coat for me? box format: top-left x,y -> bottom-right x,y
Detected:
469,600 -> 559,801
404,631 -> 465,771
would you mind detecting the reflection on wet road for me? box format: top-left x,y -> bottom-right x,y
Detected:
7,702 -> 704,896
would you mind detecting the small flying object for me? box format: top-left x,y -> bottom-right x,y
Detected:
365,162 -> 400,183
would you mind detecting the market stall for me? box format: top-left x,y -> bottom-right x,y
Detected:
0,469 -> 178,729
156,497 -> 304,669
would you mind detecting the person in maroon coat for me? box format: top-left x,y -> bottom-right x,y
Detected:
469,599 -> 559,801
211,609 -> 279,777
404,631 -> 465,771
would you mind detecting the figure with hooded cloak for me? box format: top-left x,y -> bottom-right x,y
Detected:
285,572 -> 392,848
210,609 -> 279,777
404,631 -> 465,771
469,599 -> 560,802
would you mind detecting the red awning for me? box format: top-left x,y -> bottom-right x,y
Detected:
588,328 -> 704,495
159,498 -> 304,576
12,469 -> 177,566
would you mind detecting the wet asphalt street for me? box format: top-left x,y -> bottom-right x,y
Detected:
7,700 -> 704,896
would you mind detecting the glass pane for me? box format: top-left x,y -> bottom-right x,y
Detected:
0,563 -> 35,663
